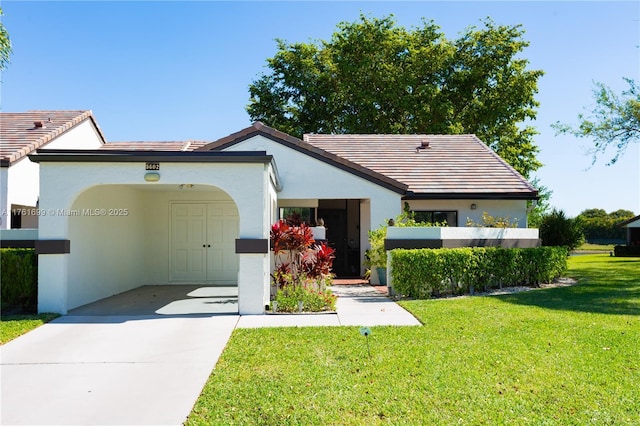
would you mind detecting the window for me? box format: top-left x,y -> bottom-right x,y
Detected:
279,207 -> 317,225
412,211 -> 457,227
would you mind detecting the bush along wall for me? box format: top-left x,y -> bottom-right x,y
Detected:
390,246 -> 568,299
614,245 -> 640,257
1,248 -> 38,313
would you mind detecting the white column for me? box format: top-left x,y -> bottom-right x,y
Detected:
38,254 -> 68,314
237,253 -> 270,315
36,164 -> 76,314
230,164 -> 272,315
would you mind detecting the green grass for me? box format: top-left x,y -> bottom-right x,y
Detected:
188,254 -> 640,425
576,242 -> 616,251
0,313 -> 59,344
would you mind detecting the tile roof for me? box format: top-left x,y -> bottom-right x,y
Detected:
0,110 -> 106,166
303,134 -> 537,199
197,122 -> 409,194
101,141 -> 209,151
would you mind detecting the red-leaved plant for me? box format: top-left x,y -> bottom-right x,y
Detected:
270,219 -> 334,290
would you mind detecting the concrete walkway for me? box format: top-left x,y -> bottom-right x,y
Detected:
238,284 -> 421,328
1,284 -> 419,425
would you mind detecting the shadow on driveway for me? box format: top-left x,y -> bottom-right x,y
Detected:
66,285 -> 239,322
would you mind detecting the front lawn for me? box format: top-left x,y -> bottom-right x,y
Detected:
187,254 -> 639,425
0,313 -> 59,344
575,242 -> 616,252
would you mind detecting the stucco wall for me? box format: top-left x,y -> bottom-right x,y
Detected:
405,199 -> 529,228
45,120 -> 104,150
0,167 -> 7,229
6,158 -> 39,217
67,185 -> 145,309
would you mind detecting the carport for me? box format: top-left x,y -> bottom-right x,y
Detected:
30,149 -> 280,315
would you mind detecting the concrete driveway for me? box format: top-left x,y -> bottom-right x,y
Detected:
1,286 -> 240,426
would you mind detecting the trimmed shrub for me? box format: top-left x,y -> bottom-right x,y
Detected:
389,249 -> 443,298
539,209 -> 584,251
614,245 -> 640,257
1,249 -> 37,313
390,246 -> 568,299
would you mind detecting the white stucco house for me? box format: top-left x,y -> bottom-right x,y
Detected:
22,118 -> 538,315
0,111 -> 105,229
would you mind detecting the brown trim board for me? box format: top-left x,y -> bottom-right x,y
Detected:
236,239 -> 269,254
0,240 -> 36,249
386,239 -> 540,250
36,240 -> 71,254
0,239 -> 70,254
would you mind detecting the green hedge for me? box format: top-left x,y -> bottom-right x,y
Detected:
614,245 -> 640,257
1,249 -> 37,313
390,247 -> 568,298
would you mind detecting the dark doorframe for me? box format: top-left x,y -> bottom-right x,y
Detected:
318,199 -> 360,278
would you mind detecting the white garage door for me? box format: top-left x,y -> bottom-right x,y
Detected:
171,202 -> 239,284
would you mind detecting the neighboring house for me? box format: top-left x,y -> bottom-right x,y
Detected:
619,215 -> 640,246
29,120 -> 538,315
0,111 -> 106,229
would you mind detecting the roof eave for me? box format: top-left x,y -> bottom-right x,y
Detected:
28,149 -> 274,164
403,191 -> 539,201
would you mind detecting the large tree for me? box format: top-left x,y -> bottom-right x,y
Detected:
553,78 -> 640,166
0,7 -> 11,70
247,15 -> 544,177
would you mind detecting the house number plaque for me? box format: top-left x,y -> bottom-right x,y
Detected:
145,162 -> 160,171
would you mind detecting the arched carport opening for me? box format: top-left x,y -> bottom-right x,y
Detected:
66,183 -> 240,314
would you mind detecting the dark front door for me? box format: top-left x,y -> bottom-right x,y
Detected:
318,209 -> 349,277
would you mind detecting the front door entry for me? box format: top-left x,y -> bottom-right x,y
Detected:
171,203 -> 239,283
318,199 -> 361,278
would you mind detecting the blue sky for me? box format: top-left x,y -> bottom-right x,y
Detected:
2,1 -> 639,217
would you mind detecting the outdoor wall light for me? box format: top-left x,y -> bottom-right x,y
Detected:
179,184 -> 194,190
470,203 -> 477,210
144,172 -> 160,182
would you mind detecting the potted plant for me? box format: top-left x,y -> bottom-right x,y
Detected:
364,224 -> 388,285
365,205 -> 433,285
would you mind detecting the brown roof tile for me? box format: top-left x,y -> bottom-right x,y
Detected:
198,122 -> 408,194
304,134 -> 537,198
101,140 -> 209,151
0,110 -> 106,166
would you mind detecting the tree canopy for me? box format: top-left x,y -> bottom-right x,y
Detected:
247,15 -> 544,178
576,208 -> 635,242
553,78 -> 640,166
0,7 -> 11,71
527,177 -> 552,228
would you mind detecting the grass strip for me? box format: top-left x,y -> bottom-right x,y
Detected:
0,313 -> 59,344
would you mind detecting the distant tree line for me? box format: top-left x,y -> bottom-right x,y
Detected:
538,208 -> 634,250
576,208 -> 635,242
